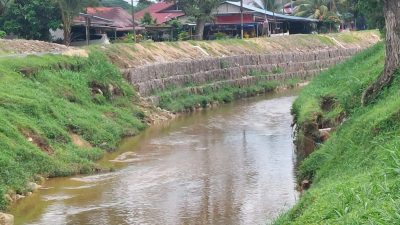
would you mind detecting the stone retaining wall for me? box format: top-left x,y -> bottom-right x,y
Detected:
122,48 -> 362,98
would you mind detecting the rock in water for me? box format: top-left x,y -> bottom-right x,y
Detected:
0,213 -> 14,225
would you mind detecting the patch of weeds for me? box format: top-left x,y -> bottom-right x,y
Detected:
220,59 -> 230,69
272,67 -> 284,74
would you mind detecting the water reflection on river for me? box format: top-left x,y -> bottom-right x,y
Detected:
12,91 -> 299,225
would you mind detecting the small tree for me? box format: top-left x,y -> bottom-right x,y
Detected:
55,0 -> 99,46
141,12 -> 154,25
168,19 -> 183,41
176,0 -> 224,40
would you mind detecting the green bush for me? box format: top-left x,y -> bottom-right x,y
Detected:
178,31 -> 190,41
0,31 -> 6,39
214,32 -> 227,40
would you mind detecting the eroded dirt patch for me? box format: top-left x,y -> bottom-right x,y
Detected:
70,133 -> 92,148
21,129 -> 53,154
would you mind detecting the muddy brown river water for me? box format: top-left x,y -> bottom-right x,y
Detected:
12,91 -> 299,225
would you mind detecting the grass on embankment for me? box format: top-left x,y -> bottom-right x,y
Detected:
157,77 -> 301,112
274,43 -> 400,224
101,30 -> 380,68
0,52 -> 146,210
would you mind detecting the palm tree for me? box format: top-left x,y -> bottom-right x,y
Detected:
293,0 -> 331,19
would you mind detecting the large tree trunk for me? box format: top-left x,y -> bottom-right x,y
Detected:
362,0 -> 400,105
194,18 -> 206,40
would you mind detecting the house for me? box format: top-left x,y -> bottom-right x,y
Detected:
134,2 -> 186,25
207,1 -> 318,39
73,7 -> 142,41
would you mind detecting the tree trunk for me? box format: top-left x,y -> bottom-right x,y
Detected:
194,18 -> 206,40
63,22 -> 72,46
59,2 -> 72,46
362,0 -> 400,105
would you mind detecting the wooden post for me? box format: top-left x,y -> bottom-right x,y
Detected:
240,0 -> 243,39
85,17 -> 90,46
131,0 -> 136,41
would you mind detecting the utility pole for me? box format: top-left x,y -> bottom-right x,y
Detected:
131,0 -> 136,41
240,0 -> 243,39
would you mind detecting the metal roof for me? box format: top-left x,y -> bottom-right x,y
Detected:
134,2 -> 185,25
224,1 -> 318,22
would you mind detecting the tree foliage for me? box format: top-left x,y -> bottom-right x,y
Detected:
355,0 -> 384,31
136,0 -> 152,12
100,0 -> 131,10
141,12 -> 154,25
0,0 -> 11,16
176,0 -> 224,40
0,0 -> 61,40
294,0 -> 330,19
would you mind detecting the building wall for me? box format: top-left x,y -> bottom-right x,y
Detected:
214,3 -> 241,14
215,14 -> 254,24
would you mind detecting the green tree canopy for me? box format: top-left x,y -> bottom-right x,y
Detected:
176,0 -> 224,40
355,0 -> 384,31
141,12 -> 154,25
100,0 -> 131,10
0,0 -> 61,40
293,0 -> 330,19
0,0 -> 11,16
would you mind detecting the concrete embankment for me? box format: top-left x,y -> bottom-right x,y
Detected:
123,48 -> 361,104
97,31 -> 380,109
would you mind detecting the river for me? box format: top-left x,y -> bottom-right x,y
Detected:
11,91 -> 299,225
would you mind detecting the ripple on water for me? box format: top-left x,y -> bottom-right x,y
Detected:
42,194 -> 75,201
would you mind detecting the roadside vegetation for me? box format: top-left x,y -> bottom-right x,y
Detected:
273,43 -> 400,224
0,51 -> 146,210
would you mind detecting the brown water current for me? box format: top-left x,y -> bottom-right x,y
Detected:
12,91 -> 299,225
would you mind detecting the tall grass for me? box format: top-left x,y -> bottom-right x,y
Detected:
274,43 -> 400,224
0,51 -> 146,210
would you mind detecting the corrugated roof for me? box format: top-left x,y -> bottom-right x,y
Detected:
84,7 -> 139,31
134,2 -> 185,25
224,1 -> 318,22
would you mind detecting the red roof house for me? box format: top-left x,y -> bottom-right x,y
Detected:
76,7 -> 140,31
134,2 -> 185,25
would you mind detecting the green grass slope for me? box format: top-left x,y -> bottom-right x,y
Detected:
0,52 -> 145,210
274,43 -> 400,224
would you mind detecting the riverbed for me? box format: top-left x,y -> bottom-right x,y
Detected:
12,91 -> 299,225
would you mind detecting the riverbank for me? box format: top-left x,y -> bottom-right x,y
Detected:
0,31 -> 380,214
273,43 -> 400,224
0,51 -> 148,211
11,91 -> 300,225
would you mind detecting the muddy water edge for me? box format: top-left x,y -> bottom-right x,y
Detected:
11,90 -> 300,225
